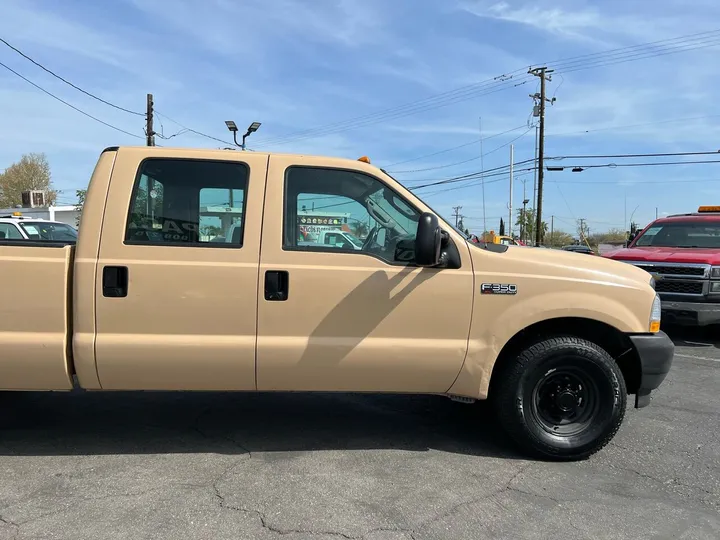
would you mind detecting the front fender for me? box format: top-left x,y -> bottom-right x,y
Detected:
446,289 -> 647,399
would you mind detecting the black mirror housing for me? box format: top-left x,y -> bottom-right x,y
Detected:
415,212 -> 442,266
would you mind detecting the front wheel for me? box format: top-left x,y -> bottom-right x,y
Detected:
491,336 -> 627,461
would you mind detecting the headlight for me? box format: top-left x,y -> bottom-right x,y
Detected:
711,267 -> 720,279
710,282 -> 720,293
649,293 -> 662,333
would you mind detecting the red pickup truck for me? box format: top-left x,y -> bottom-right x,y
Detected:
604,206 -> 720,326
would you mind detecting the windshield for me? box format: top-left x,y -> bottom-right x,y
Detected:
20,221 -> 78,241
633,220 -> 720,248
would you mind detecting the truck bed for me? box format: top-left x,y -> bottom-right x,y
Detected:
0,241 -> 75,390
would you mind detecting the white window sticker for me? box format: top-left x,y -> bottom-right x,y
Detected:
23,225 -> 39,235
643,226 -> 661,236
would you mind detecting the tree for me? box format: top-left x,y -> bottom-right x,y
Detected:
499,217 -> 505,236
75,189 -> 87,227
0,153 -> 56,208
515,207 -> 548,244
588,227 -> 627,246
200,225 -> 222,239
349,220 -> 369,239
546,230 -> 574,247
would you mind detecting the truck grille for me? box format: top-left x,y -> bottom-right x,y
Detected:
616,261 -> 709,296
655,281 -> 704,294
646,265 -> 706,276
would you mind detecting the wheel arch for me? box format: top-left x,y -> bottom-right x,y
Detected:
487,317 -> 642,398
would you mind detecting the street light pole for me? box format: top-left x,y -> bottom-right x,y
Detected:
225,120 -> 262,151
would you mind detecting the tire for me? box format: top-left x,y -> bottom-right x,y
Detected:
491,336 -> 627,461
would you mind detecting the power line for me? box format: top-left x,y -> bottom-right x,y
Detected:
387,127 -> 534,174
0,37 -> 144,116
257,77 -> 533,146
251,29 -> 720,147
550,150 -> 720,160
409,160 -> 537,189
546,114 -> 720,138
154,111 -> 233,146
548,159 -> 720,170
421,171 -> 534,198
383,124 -> 528,168
0,60 -> 144,139
549,177 -> 720,185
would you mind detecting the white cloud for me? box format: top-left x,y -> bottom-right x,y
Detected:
459,0 -> 720,45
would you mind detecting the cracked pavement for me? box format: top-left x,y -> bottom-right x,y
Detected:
0,328 -> 717,540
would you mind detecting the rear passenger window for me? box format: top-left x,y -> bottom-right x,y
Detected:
125,159 -> 248,247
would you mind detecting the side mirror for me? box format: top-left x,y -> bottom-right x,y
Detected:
415,212 -> 442,267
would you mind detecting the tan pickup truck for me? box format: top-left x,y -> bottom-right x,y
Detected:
0,146 -> 673,460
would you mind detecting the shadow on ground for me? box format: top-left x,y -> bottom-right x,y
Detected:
0,391 -> 525,460
665,324 -> 720,348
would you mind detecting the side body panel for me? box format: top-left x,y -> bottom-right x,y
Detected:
93,147 -> 268,390
0,244 -> 74,390
72,149 -> 117,389
448,246 -> 654,399
256,155 -> 474,393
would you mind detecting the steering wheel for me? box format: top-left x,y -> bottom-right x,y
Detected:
362,226 -> 378,251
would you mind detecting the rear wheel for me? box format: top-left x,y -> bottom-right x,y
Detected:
491,336 -> 626,461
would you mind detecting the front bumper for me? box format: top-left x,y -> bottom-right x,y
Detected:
661,300 -> 720,327
628,331 -> 674,409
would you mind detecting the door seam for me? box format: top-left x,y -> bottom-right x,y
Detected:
254,154 -> 271,391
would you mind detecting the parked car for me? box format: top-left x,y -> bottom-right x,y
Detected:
562,244 -> 595,255
0,214 -> 78,242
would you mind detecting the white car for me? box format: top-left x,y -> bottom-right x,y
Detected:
0,215 -> 78,242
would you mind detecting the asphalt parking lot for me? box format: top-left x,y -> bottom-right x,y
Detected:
0,328 -> 718,540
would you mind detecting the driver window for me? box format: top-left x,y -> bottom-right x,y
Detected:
284,166 -> 421,264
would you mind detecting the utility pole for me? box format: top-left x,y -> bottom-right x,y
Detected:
508,144 -> 514,237
533,124 -> 538,211
529,67 -> 554,246
146,93 -> 155,147
656,207 -> 658,220
520,179 -> 528,243
452,206 -> 462,228
550,215 -> 554,246
578,218 -> 587,244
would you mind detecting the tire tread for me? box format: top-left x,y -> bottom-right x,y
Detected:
491,335 -> 627,461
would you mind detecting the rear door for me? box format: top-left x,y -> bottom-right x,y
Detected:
94,148 -> 268,390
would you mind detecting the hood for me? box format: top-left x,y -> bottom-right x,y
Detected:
604,246 -> 720,265
469,243 -> 653,288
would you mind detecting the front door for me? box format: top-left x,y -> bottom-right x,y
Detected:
94,149 -> 268,390
256,156 -> 474,393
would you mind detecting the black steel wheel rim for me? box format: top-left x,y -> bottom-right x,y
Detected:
530,366 -> 601,437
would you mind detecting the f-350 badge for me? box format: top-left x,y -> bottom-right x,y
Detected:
481,283 -> 518,295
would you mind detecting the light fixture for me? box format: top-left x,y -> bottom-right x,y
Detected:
241,121 -> 262,150
225,120 -> 238,132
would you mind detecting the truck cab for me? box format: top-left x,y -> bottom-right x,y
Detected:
604,206 -> 720,326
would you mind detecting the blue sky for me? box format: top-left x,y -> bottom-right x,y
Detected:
1,0 -> 719,235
